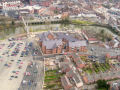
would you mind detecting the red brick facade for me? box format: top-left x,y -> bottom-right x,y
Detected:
47,34 -> 54,39
42,45 -> 46,54
41,44 -> 62,54
39,32 -> 87,54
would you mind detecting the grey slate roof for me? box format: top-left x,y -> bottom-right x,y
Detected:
69,40 -> 87,48
39,31 -> 56,41
39,31 -> 87,50
72,72 -> 82,84
57,33 -> 78,42
42,39 -> 62,49
61,75 -> 72,87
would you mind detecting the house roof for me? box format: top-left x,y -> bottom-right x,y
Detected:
39,31 -> 55,41
61,75 -> 72,87
67,69 -> 83,85
42,39 -> 62,49
57,33 -> 78,42
60,62 -> 73,70
88,38 -> 97,41
76,59 -> 85,65
69,40 -> 87,48
39,31 -> 87,49
67,69 -> 76,77
83,76 -> 88,83
72,72 -> 83,84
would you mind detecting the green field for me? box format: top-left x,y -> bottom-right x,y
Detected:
71,20 -> 95,25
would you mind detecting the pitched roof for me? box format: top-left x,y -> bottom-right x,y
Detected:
69,40 -> 87,48
43,39 -> 62,49
57,33 -> 78,42
72,72 -> 83,84
39,31 -> 55,41
61,75 -> 72,87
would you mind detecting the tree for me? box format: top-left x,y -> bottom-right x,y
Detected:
11,21 -> 15,25
100,29 -> 104,34
96,80 -> 110,90
61,18 -> 70,25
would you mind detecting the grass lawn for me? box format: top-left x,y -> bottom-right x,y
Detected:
44,79 -> 53,82
94,68 -> 99,73
98,66 -> 105,72
44,69 -> 63,90
45,84 -> 56,89
30,29 -> 49,32
104,63 -> 110,69
98,88 -> 107,90
100,64 -> 107,71
80,56 -> 87,61
84,68 -> 93,74
71,20 -> 95,25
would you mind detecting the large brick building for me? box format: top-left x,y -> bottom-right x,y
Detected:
38,31 -> 87,54
39,31 -> 63,54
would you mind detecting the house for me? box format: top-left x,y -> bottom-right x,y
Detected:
60,62 -> 73,73
82,30 -> 99,44
83,76 -> 88,84
61,75 -> 73,90
66,69 -> 83,88
64,55 -> 71,62
61,12 -> 69,19
19,6 -> 34,14
71,54 -> 86,68
61,69 -> 83,90
76,59 -> 86,68
72,72 -> 83,87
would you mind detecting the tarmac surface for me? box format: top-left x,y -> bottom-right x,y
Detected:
18,37 -> 44,90
0,39 -> 29,90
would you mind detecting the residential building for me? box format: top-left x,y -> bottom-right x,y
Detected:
82,30 -> 98,44
70,54 -> 86,68
39,31 -> 87,54
0,0 -> 22,11
61,69 -> 83,89
39,31 -> 63,54
61,75 -> 73,90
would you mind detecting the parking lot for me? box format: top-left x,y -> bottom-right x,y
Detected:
0,39 -> 30,90
18,37 -> 44,90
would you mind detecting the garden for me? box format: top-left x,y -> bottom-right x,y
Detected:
44,69 -> 63,90
83,63 -> 111,74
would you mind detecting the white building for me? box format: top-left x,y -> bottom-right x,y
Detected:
0,0 -> 22,11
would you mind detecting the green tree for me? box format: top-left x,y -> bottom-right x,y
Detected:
11,21 -> 15,25
96,80 -> 110,90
